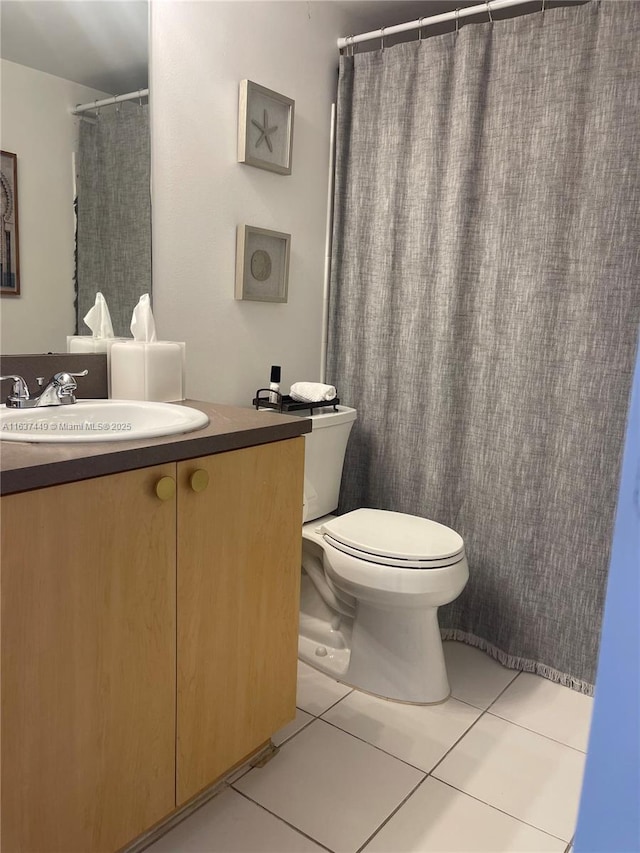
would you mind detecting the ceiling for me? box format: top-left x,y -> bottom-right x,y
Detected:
1,0 -> 149,94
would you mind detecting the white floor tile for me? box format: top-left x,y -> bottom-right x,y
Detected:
443,641 -> 519,709
489,673 -> 594,751
322,689 -> 481,772
296,660 -> 353,716
233,719 -> 424,853
272,708 -> 314,747
363,777 -> 566,852
146,787 -> 324,853
433,714 -> 586,841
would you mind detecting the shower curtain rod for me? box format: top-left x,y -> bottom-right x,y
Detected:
337,0 -> 539,49
72,88 -> 149,115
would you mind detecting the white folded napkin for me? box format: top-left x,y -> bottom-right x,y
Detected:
290,381 -> 337,403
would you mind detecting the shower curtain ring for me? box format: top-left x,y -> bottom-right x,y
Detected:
380,26 -> 386,50
455,8 -> 460,34
486,0 -> 493,22
541,0 -> 546,12
418,17 -> 424,41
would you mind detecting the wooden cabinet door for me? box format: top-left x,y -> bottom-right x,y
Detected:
1,465 -> 177,853
177,438 -> 304,804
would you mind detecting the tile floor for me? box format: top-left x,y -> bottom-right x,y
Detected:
148,642 -> 593,853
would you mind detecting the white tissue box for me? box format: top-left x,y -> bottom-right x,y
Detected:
109,341 -> 186,402
67,335 -> 109,354
67,336 -> 131,356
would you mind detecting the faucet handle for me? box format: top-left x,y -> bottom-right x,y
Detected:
52,369 -> 89,402
53,369 -> 89,387
0,374 -> 30,400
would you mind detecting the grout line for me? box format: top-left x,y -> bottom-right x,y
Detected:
297,686 -> 354,719
448,694 -> 488,711
449,693 -> 500,712
354,774 -> 427,853
484,710 -> 589,754
317,717 -> 431,775
488,669 -> 522,702
231,787 -> 336,853
422,671 -> 526,781
274,714 -> 316,747
480,671 -> 591,753
422,707 -> 492,777
432,778 -> 570,843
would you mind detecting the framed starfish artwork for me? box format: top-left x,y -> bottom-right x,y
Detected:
235,225 -> 291,303
238,80 -> 295,175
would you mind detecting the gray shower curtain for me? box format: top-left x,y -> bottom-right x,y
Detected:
76,102 -> 151,337
327,1 -> 640,692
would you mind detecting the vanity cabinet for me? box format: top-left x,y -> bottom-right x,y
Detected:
177,441 -> 303,803
1,464 -> 177,853
1,437 -> 304,853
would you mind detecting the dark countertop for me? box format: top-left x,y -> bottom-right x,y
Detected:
0,400 -> 311,496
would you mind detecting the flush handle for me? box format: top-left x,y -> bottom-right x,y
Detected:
189,469 -> 210,493
155,476 -> 176,501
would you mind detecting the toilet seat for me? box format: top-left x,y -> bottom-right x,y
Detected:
320,508 -> 464,570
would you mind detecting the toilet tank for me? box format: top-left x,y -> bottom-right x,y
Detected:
291,406 -> 357,522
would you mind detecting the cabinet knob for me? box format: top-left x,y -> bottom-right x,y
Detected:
189,469 -> 210,493
155,476 -> 176,501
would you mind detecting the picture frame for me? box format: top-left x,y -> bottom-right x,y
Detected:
235,225 -> 291,303
1,151 -> 20,297
238,80 -> 294,176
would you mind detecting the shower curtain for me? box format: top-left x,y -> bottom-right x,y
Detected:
76,102 -> 151,337
327,1 -> 640,692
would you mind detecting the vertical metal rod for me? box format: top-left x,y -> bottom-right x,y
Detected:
320,103 -> 336,385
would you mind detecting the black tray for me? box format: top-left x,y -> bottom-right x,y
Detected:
252,388 -> 340,414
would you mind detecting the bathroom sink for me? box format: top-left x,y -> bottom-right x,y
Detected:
0,399 -> 209,443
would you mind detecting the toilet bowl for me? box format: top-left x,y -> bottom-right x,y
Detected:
294,406 -> 469,704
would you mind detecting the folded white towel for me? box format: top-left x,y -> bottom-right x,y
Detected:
290,381 -> 337,403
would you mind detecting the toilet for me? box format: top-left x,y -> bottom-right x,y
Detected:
297,405 -> 468,704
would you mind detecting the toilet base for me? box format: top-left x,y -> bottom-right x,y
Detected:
299,575 -> 451,704
347,601 -> 450,703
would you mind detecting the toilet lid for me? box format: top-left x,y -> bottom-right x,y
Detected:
320,509 -> 464,565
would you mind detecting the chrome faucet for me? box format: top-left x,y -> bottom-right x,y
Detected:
1,370 -> 88,408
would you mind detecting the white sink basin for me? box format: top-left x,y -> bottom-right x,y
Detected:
0,399 -> 209,443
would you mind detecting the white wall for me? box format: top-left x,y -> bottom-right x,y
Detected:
0,60 -> 106,354
150,1 -> 357,406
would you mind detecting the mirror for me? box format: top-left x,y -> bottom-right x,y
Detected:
0,0 -> 149,353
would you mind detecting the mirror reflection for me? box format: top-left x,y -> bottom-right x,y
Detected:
0,0 -> 149,352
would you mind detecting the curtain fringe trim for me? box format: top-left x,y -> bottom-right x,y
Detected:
441,629 -> 594,696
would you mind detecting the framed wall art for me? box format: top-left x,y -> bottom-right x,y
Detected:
238,80 -> 294,175
1,151 -> 20,296
235,225 -> 291,303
